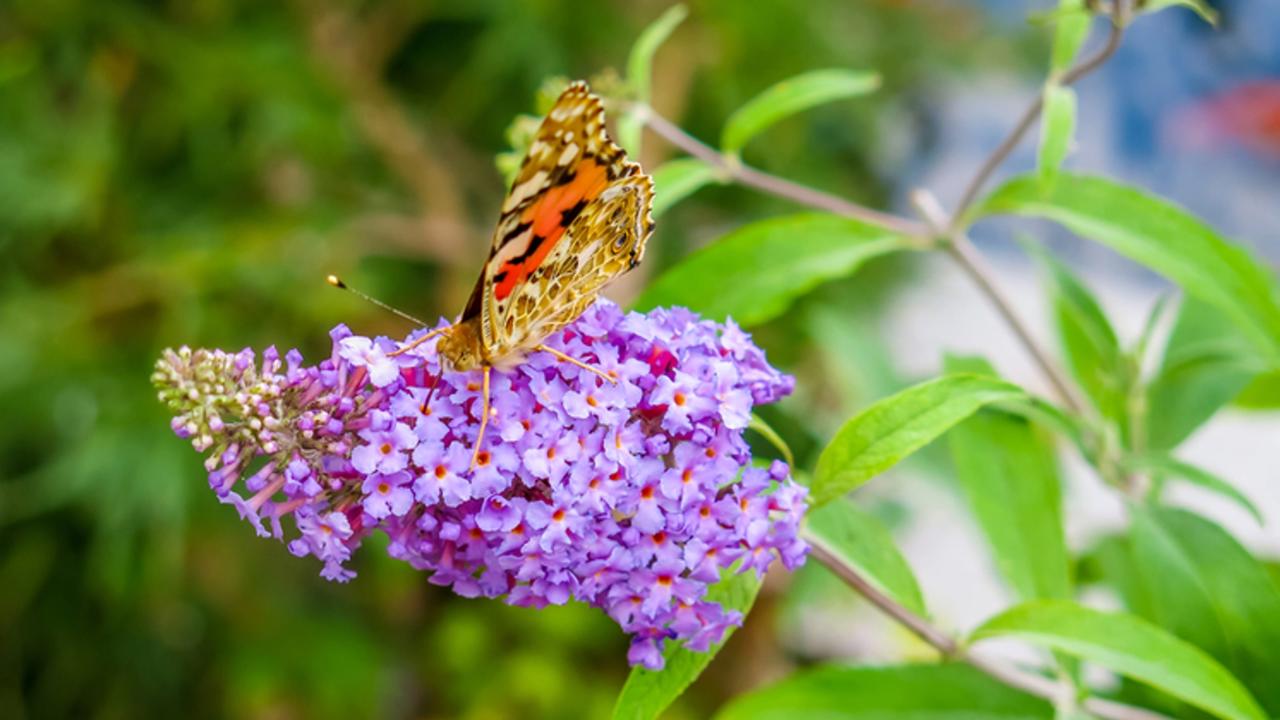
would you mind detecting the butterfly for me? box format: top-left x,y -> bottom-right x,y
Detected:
392,81 -> 655,465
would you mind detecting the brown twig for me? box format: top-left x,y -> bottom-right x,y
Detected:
639,108 -> 927,237
949,3 -> 1127,225
807,539 -> 1172,720
640,101 -> 1090,413
296,0 -> 476,299
911,189 -> 1089,414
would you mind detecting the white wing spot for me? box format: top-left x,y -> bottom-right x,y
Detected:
558,143 -> 580,166
503,170 -> 548,211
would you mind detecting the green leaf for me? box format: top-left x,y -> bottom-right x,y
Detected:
626,4 -> 687,102
1049,0 -> 1090,73
992,395 -> 1089,456
721,69 -> 880,154
612,569 -> 762,720
618,4 -> 688,154
811,374 -> 1026,507
1128,506 -> 1235,667
1026,243 -> 1126,421
714,663 -> 1053,720
1128,508 -> 1280,714
1135,291 -> 1176,365
650,158 -> 721,218
802,498 -> 926,615
634,213 -> 910,327
1037,84 -> 1077,189
1123,453 -> 1263,525
971,600 -> 1267,720
945,356 -> 1070,601
1235,368 -> 1280,409
1140,0 -> 1218,24
977,174 -> 1280,365
947,349 -> 1081,446
1147,298 -> 1263,449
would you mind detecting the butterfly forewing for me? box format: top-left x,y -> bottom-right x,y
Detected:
470,81 -> 654,362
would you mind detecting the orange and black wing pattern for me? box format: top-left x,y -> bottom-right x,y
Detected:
467,81 -> 654,359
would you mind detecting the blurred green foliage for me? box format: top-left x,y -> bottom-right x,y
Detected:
0,1 -> 1026,717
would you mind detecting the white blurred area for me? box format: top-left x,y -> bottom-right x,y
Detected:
791,249 -> 1278,667
792,2 -> 1280,665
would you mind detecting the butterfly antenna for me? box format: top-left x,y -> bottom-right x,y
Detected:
326,275 -> 427,326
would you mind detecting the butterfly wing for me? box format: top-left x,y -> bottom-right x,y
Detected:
468,81 -> 654,361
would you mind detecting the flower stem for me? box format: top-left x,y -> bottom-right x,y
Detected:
911,188 -> 1089,415
807,538 -> 1172,720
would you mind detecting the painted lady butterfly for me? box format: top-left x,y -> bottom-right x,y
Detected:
394,81 -> 655,464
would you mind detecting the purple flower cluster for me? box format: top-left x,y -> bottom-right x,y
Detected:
153,301 -> 808,668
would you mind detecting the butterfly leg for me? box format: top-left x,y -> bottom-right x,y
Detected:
535,344 -> 617,385
470,365 -> 492,469
388,325 -> 450,358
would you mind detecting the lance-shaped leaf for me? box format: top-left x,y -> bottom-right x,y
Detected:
618,5 -> 688,153
635,213 -> 910,327
721,69 -> 880,154
1128,508 -> 1280,714
1141,0 -> 1218,24
715,664 -> 1052,720
1147,298 -> 1263,449
976,174 -> 1280,365
1038,83 -> 1077,190
811,374 -> 1026,507
802,498 -> 926,615
650,158 -> 721,218
971,600 -> 1267,720
945,356 -> 1070,601
1123,454 -> 1263,524
626,4 -> 687,102
1049,0 -> 1090,73
1025,245 -> 1126,421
